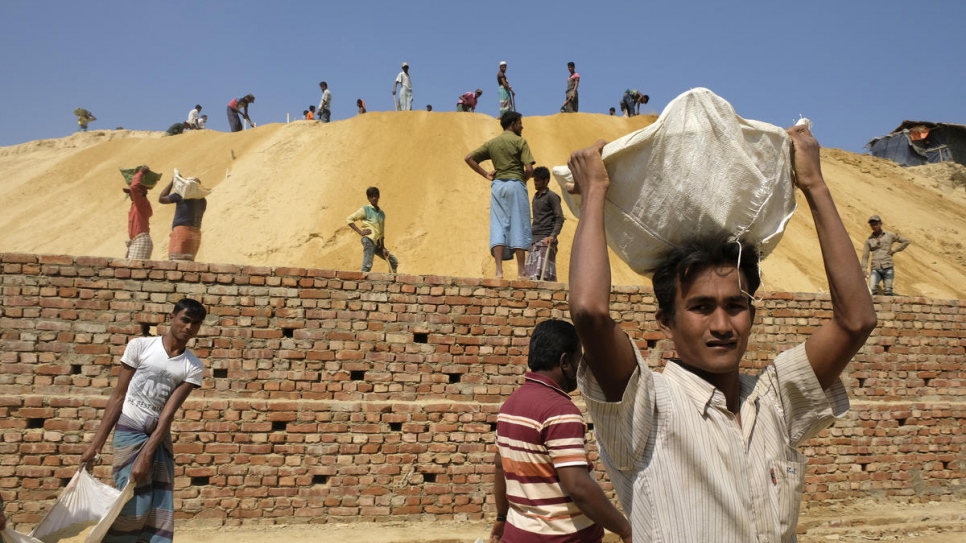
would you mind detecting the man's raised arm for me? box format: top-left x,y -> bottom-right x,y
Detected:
567,141 -> 637,401
789,126 -> 877,389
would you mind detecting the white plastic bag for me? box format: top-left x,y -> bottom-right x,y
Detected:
553,87 -> 796,275
2,526 -> 43,543
6,467 -> 135,543
172,168 -> 212,200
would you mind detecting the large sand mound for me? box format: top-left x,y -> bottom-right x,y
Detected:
1,113 -> 964,299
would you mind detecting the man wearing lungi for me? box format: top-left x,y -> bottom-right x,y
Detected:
525,166 -> 565,281
465,111 -> 535,279
159,180 -> 207,261
497,61 -> 515,116
80,298 -> 207,543
392,62 -> 412,111
122,166 -> 154,260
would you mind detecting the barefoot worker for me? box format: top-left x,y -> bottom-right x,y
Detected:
465,111 -> 535,279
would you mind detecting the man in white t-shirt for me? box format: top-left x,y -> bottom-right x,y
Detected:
186,104 -> 202,129
81,298 -> 207,543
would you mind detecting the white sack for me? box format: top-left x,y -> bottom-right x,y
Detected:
1,527 -> 43,543
26,467 -> 134,543
173,168 -> 212,200
553,87 -> 796,276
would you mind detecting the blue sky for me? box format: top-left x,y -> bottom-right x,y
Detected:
1,1 -> 963,153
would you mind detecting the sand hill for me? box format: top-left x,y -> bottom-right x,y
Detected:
1,112 -> 964,299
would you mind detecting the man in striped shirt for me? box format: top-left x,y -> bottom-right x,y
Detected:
565,126 -> 877,542
491,319 -> 632,543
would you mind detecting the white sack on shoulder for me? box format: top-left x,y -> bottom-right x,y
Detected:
29,467 -> 134,543
553,87 -> 796,276
173,168 -> 212,200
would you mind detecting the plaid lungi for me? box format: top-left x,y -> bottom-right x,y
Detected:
125,232 -> 153,260
524,239 -> 558,281
104,413 -> 175,543
168,226 -> 201,261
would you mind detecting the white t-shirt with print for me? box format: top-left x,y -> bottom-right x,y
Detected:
120,336 -> 204,426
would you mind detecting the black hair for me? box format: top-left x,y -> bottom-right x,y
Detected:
320,81 -> 328,87
309,105 -> 316,111
533,166 -> 550,180
567,61 -> 575,68
651,234 -> 760,322
173,298 -> 207,320
500,111 -> 522,129
303,110 -> 309,115
366,186 -> 380,198
528,319 -> 579,371
195,104 -> 202,110
642,94 -> 650,104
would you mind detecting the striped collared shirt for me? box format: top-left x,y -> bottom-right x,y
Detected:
578,340 -> 849,543
497,372 -> 604,542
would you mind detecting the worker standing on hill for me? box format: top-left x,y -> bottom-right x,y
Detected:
357,99 -> 367,114
498,61 -> 515,115
525,167 -> 565,281
80,298 -> 207,543
491,319 -> 633,543
561,62 -> 580,113
122,166 -> 155,260
465,111 -> 535,279
565,125 -> 876,542
346,187 -> 399,274
318,81 -> 332,122
159,180 -> 207,261
457,89 -> 483,112
227,94 -> 255,132
393,62 -> 413,111
861,214 -> 911,296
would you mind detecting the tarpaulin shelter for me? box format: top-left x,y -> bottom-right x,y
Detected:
867,121 -> 966,166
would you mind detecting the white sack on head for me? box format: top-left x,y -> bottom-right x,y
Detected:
553,87 -> 796,276
173,168 -> 212,200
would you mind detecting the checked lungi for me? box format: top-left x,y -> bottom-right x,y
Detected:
125,233 -> 153,260
168,226 -> 201,261
524,239 -> 558,281
103,413 -> 175,543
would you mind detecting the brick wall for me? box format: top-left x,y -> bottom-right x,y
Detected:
1,253 -> 963,529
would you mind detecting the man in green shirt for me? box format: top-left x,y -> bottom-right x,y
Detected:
465,111 -> 536,279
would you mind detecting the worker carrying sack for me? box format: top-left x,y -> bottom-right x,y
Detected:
119,166 -> 163,189
552,87 -> 796,276
172,168 -> 212,200
1,465 -> 134,543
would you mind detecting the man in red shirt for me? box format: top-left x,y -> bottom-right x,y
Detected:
122,166 -> 154,259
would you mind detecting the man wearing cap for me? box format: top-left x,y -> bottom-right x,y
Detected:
497,61 -> 514,115
861,215 -> 911,296
393,62 -> 412,111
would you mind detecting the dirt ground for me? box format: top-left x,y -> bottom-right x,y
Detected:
1,114 -> 965,298
170,498 -> 966,543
